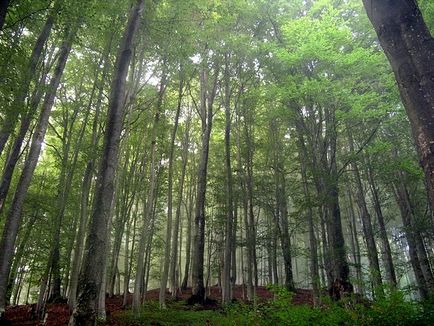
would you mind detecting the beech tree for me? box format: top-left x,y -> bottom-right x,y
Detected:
70,1 -> 144,324
1,1 -> 434,323
362,0 -> 434,228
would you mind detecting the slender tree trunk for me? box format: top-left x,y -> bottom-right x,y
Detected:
169,116 -> 190,298
68,43 -> 108,308
0,68 -> 47,215
231,205 -> 237,289
191,63 -> 219,303
346,190 -> 364,294
70,2 -> 144,324
181,172 -> 195,290
0,26 -> 75,317
366,160 -> 397,288
300,153 -> 320,304
222,53 -> 234,303
133,68 -> 166,313
393,174 -> 434,298
48,102 -> 84,303
160,74 -> 183,307
0,9 -> 55,158
347,133 -> 383,296
5,211 -> 38,305
362,0 -> 434,226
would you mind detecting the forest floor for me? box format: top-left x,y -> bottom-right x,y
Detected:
3,286 -> 313,325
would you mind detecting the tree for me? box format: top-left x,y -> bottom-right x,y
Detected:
190,59 -> 220,304
362,0 -> 434,228
69,1 -> 144,324
0,24 -> 76,318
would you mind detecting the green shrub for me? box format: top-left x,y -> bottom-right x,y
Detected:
115,289 -> 434,326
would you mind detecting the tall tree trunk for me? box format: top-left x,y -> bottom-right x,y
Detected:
393,177 -> 434,298
181,171 -> 195,290
0,14 -> 56,212
169,114 -> 190,298
321,107 -> 350,289
300,153 -> 320,305
0,26 -> 75,317
67,42 -> 108,308
160,74 -> 184,307
270,121 -> 295,292
5,211 -> 39,305
222,53 -> 234,303
346,190 -> 364,294
0,9 -> 56,158
132,68 -> 166,313
70,2 -> 144,324
190,63 -> 219,304
362,0 -> 434,226
347,133 -> 383,296
366,160 -> 397,288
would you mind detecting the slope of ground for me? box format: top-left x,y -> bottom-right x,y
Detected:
3,286 -> 313,325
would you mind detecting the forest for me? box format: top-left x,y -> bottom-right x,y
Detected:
1,0 -> 434,325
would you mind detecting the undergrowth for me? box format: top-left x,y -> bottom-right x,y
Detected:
116,288 -> 434,326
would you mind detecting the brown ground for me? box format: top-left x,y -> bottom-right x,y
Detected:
3,286 -> 313,326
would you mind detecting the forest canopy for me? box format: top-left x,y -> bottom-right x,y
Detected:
0,0 -> 434,325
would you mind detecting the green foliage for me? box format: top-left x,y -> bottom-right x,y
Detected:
117,290 -> 434,326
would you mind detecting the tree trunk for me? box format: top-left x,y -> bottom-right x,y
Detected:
362,0 -> 434,227
299,152 -> 320,304
366,160 -> 397,288
68,43 -> 108,308
70,2 -> 144,324
160,74 -> 184,307
190,63 -> 219,304
133,68 -> 166,313
222,53 -> 234,303
0,14 -> 56,214
169,113 -> 190,298
0,9 -> 55,158
270,122 -> 295,293
0,26 -> 75,317
346,190 -> 364,294
181,171 -> 195,290
5,211 -> 39,305
347,133 -> 383,296
393,177 -> 434,298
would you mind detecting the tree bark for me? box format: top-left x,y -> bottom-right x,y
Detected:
160,74 -> 184,307
362,0 -> 434,227
181,170 -> 195,290
0,8 -> 55,158
366,159 -> 397,288
347,133 -> 383,296
299,151 -> 320,304
222,53 -> 234,303
169,112 -> 190,298
70,1 -> 144,324
0,26 -> 75,317
393,176 -> 434,299
191,62 -> 219,303
132,68 -> 166,313
68,44 -> 109,308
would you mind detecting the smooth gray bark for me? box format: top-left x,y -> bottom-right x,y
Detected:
191,63 -> 219,303
70,1 -> 144,324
